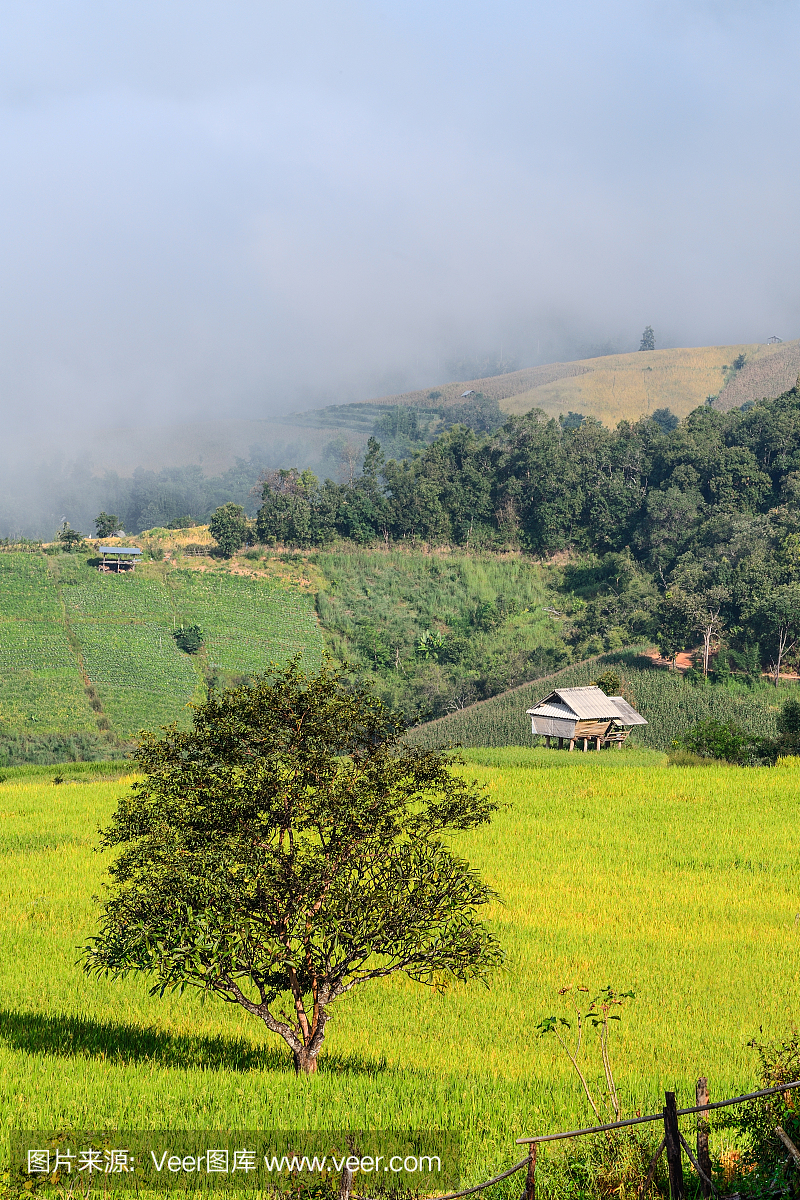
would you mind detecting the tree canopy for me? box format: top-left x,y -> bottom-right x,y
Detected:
94,511 -> 123,538
81,660 -> 503,1073
56,520 -> 85,550
209,502 -> 250,557
246,385 -> 800,691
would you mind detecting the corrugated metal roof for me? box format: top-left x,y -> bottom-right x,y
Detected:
526,685 -> 647,725
525,700 -> 576,719
608,696 -> 648,726
555,687 -> 620,717
99,546 -> 142,555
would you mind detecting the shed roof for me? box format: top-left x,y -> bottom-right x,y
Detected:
99,546 -> 142,556
606,696 -> 648,726
526,685 -> 647,726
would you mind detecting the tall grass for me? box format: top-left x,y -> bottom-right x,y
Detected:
1,758 -> 798,1192
312,548 -> 562,720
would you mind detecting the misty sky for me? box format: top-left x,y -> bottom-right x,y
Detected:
1,0 -> 799,441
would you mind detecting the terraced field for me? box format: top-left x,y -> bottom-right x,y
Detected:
0,556 -> 97,735
174,571 -> 321,675
0,553 -> 323,744
2,754 -> 799,1194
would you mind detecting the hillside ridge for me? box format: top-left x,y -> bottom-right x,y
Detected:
291,340 -> 799,433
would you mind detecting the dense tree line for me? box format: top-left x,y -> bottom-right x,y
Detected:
255,386 -> 800,678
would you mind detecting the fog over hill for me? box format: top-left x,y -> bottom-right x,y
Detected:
3,339 -> 800,539
1,0 -> 800,486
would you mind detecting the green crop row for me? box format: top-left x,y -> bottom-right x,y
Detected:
0,669 -> 96,733
406,649 -> 784,751
74,621 -> 198,691
92,683 -> 196,735
63,578 -> 175,620
0,555 -> 61,620
0,622 -> 76,671
174,572 -> 323,672
0,554 -> 324,738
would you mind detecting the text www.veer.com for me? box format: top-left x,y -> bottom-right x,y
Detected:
263,1154 -> 442,1174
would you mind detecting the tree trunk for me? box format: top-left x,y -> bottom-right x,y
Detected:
293,1047 -> 319,1075
775,630 -> 785,687
702,627 -> 712,677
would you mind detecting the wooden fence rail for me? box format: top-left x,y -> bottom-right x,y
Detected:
414,1076 -> 800,1200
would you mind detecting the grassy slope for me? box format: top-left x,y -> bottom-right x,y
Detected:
3,546 -> 791,755
293,341 -> 799,436
313,548 -> 562,705
500,342 -> 797,426
2,758 -> 799,1188
714,339 -> 800,412
405,650 -> 786,751
0,550 -> 323,743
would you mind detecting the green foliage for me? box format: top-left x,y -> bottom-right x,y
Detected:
777,696 -> 800,738
94,512 -> 122,538
81,660 -> 502,1072
537,985 -> 636,1123
314,550 -> 565,723
166,515 -> 200,529
563,553 -> 658,657
55,521 -> 85,551
171,624 -> 203,654
441,392 -> 504,434
209,503 -> 250,557
711,648 -> 734,684
639,326 -> 655,351
726,1034 -> 800,1197
650,407 -> 679,433
592,669 -> 621,696
681,719 -> 752,763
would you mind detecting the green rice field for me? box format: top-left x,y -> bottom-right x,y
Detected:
2,751 -> 799,1192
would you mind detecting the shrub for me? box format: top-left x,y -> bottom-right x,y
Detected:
726,1032 -> 800,1196
209,503 -> 250,557
593,669 -> 621,696
682,719 -> 749,762
777,697 -> 800,738
172,624 -> 204,654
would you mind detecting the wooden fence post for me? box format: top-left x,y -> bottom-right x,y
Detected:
338,1164 -> 353,1200
664,1092 -> 685,1200
523,1143 -> 537,1200
696,1077 -> 712,1198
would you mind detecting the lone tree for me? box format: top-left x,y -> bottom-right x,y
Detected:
95,512 -> 123,538
639,326 -> 655,351
172,623 -> 203,654
56,520 -> 85,551
81,660 -> 502,1074
209,503 -> 250,557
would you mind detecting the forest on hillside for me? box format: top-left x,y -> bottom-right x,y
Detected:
256,388 -> 800,707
